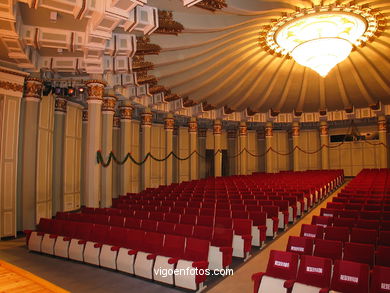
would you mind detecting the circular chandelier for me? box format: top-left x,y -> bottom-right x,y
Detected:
259,5 -> 384,77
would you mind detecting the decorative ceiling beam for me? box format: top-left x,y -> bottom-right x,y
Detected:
135,36 -> 161,55
194,0 -> 227,11
155,10 -> 184,35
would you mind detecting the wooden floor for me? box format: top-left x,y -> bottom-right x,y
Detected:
0,260 -> 69,293
208,181 -> 347,293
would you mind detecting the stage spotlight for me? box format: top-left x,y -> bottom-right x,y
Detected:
42,81 -> 52,96
78,87 -> 85,94
67,86 -> 75,96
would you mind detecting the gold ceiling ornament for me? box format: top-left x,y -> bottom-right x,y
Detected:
259,4 -> 385,77
132,55 -> 154,72
156,10 -> 184,35
135,36 -> 161,55
164,93 -> 181,102
195,0 -> 227,12
136,70 -> 157,85
149,85 -> 167,94
202,101 -> 215,111
183,97 -> 198,107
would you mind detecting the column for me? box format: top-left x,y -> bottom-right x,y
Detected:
52,96 -> 67,214
164,114 -> 174,185
81,108 -> 88,206
265,122 -> 273,173
119,101 -> 132,195
188,117 -> 198,180
101,95 -> 117,207
141,108 -> 152,190
84,80 -> 105,208
112,114 -> 120,198
378,115 -> 388,168
292,122 -> 300,171
198,128 -> 207,179
228,130 -> 237,175
21,77 -> 43,229
256,129 -> 265,172
239,121 -> 248,175
320,121 -> 329,170
214,120 -> 222,177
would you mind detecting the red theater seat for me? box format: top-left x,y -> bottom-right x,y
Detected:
300,224 -> 324,239
313,239 -> 342,261
286,236 -> 313,256
330,260 -> 370,293
370,266 -> 390,293
343,242 -> 375,266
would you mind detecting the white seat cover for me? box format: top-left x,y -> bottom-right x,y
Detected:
174,259 -> 197,290
232,234 -> 245,258
83,241 -> 101,266
292,282 -> 322,293
68,239 -> 85,262
99,244 -> 118,270
252,226 -> 261,246
41,234 -> 56,255
54,236 -> 70,258
208,245 -> 223,270
134,251 -> 154,279
258,276 -> 287,293
153,255 -> 175,285
116,248 -> 136,274
28,232 -> 43,252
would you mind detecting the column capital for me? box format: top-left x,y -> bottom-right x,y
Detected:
164,116 -> 175,130
141,109 -> 153,126
55,96 -> 67,113
82,108 -> 88,122
265,122 -> 273,137
292,121 -> 300,137
378,115 -> 387,132
213,120 -> 222,135
239,121 -> 247,136
119,103 -> 133,120
320,121 -> 329,136
102,95 -> 117,113
113,114 -> 120,129
23,77 -> 43,101
188,117 -> 198,133
85,80 -> 106,102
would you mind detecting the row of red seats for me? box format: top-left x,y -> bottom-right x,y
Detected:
314,214 -> 390,231
27,218 -> 209,291
252,250 -> 389,293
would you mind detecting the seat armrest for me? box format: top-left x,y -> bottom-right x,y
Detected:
110,246 -> 120,251
284,279 -> 295,289
241,234 -> 252,241
219,246 -> 233,253
63,237 -> 71,241
252,272 -> 266,293
93,243 -> 103,248
168,257 -> 179,265
49,234 -> 58,239
128,249 -> 137,255
78,240 -> 87,245
23,229 -> 33,236
37,232 -> 45,236
146,253 -> 157,260
319,288 -> 330,293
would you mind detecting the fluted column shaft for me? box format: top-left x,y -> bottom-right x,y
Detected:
112,115 -> 120,198
189,117 -> 198,180
164,115 -> 174,185
292,122 -> 300,172
119,101 -> 132,195
320,121 -> 329,170
239,121 -> 248,175
141,108 -> 152,190
214,120 -> 222,177
101,96 -> 117,207
378,116 -> 388,168
265,122 -> 273,173
21,77 -> 43,229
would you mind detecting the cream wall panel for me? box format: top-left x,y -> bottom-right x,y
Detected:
247,131 -> 259,174
36,94 -> 54,222
299,130 -> 321,171
178,127 -> 189,183
272,131 -> 290,172
150,124 -> 165,188
130,121 -> 140,193
63,104 -> 82,211
0,95 -> 21,237
173,134 -> 179,183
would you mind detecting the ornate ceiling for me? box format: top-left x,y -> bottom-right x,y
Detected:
0,0 -> 389,122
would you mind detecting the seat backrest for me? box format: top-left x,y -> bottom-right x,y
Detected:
183,237 -> 210,262
81,207 -> 95,214
193,225 -> 213,240
134,210 -> 149,219
296,255 -> 332,289
350,228 -> 377,245
378,231 -> 390,246
180,214 -> 197,225
300,224 -> 324,239
311,215 -> 332,227
109,215 -> 125,227
370,265 -> 390,293
248,211 -> 267,226
216,209 -> 231,218
333,217 -> 355,230
93,214 -> 109,225
156,221 -> 175,234
314,239 -> 342,261
37,218 -> 53,233
61,221 -> 77,237
261,205 -> 279,218
73,222 -> 92,240
149,212 -> 164,221
215,217 -> 233,229
161,234 -> 185,258
143,231 -> 165,254
108,226 -> 126,247
265,250 -> 299,280
174,223 -> 194,237
50,219 -> 64,234
56,212 -> 69,220
233,219 -> 252,236
324,226 -> 350,242
330,260 -> 370,293
286,236 -> 313,255
90,224 -> 109,243
343,242 -> 374,266
197,215 -> 214,226
140,219 -> 158,232
164,213 -> 181,223
211,227 -> 233,247
124,217 -> 141,229
375,245 -> 390,267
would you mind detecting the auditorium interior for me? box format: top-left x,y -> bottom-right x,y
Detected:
0,0 -> 389,292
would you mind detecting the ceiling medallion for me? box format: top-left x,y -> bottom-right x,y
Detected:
259,5 -> 385,77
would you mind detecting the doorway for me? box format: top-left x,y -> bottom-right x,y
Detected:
205,149 -> 229,177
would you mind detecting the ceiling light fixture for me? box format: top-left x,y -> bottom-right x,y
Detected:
260,5 -> 382,77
